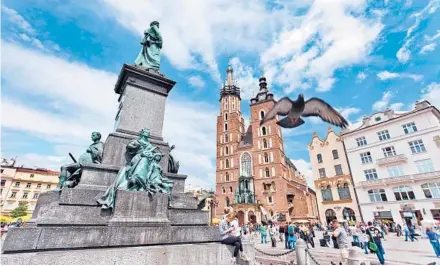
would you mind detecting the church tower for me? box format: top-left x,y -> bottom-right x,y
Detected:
215,60 -> 245,213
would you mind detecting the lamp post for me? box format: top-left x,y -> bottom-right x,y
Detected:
209,198 -> 219,226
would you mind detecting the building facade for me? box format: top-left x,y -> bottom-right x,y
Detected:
1,165 -> 59,217
215,62 -> 319,225
309,127 -> 362,224
341,101 -> 440,225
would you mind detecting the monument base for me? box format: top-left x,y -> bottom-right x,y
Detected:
1,242 -> 255,265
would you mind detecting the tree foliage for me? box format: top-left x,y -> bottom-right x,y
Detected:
10,203 -> 28,218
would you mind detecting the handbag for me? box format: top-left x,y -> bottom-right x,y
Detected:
367,229 -> 378,252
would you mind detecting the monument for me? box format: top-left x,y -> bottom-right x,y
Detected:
1,21 -> 255,265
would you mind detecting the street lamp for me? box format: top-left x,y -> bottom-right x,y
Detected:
209,198 -> 219,226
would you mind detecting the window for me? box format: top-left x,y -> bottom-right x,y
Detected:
422,182 -> 440,199
0,169 -> 3,174
225,173 -> 230,182
229,186 -> 233,193
393,186 -> 415,201
22,192 -> 28,199
332,150 -> 339,159
360,152 -> 373,164
334,165 -> 343,176
33,193 -> 39,199
30,174 -> 35,178
387,165 -> 404,177
14,182 -> 20,187
356,137 -> 367,147
268,196 -> 273,203
10,192 -> 17,198
403,122 -> 417,134
222,187 -> 226,194
382,146 -> 396,157
26,183 -> 31,188
265,167 -> 270,177
47,184 -> 51,189
377,130 -> 391,141
240,153 -> 252,177
364,169 -> 378,180
264,153 -> 269,163
225,159 -> 230,168
321,185 -> 333,201
368,189 -> 387,202
260,111 -> 265,120
263,138 -> 268,149
338,183 -> 351,200
415,159 -> 435,173
317,154 -> 323,163
375,117 -> 381,122
224,113 -> 228,120
36,183 -> 41,188
225,134 -> 229,142
224,123 -> 228,131
1,180 -> 5,186
318,168 -> 326,178
409,139 -> 426,154
225,146 -> 229,155
262,127 -> 267,136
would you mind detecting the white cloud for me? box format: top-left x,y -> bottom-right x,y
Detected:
1,6 -> 36,35
396,44 -> 411,63
356,72 -> 367,82
377,70 -> 422,81
100,0 -> 290,83
188,75 -> 205,89
229,57 -> 260,100
290,159 -> 314,187
337,107 -> 361,119
1,41 -> 218,189
420,43 -> 436,54
261,0 -> 383,93
420,82 -> 440,108
372,91 -> 404,111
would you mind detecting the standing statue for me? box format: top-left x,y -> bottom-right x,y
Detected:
54,132 -> 104,191
168,145 -> 180,174
134,21 -> 162,71
97,128 -> 173,210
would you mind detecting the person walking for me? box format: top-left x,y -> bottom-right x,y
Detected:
426,227 -> 440,257
269,224 -> 277,248
403,224 -> 409,241
284,222 -> 289,249
260,222 -> 268,244
359,229 -> 369,254
332,220 -> 349,265
279,222 -> 285,243
367,221 -> 385,265
409,225 -> 418,242
308,225 -> 315,248
396,224 -> 402,237
219,212 -> 250,264
287,222 -> 296,249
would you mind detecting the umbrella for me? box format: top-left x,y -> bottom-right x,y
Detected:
13,215 -> 32,223
0,216 -> 12,223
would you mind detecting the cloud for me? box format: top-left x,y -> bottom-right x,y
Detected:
356,72 -> 367,82
261,0 -> 383,93
420,43 -> 436,54
100,0 -> 290,83
337,107 -> 361,119
420,82 -> 440,108
377,70 -> 422,81
229,57 -> 260,100
290,159 -> 314,187
188,75 -> 205,89
372,91 -> 404,111
1,6 -> 36,35
1,40 -> 218,189
396,42 -> 412,63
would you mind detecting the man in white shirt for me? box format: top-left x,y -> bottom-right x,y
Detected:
332,220 -> 349,265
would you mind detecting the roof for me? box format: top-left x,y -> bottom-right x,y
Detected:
238,125 -> 253,147
285,156 -> 297,171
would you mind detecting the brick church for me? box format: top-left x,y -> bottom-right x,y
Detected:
215,62 -> 319,225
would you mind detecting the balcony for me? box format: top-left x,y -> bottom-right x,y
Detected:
358,174 -> 413,188
377,154 -> 408,166
412,170 -> 440,182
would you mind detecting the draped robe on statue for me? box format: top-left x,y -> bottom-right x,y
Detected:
134,24 -> 162,70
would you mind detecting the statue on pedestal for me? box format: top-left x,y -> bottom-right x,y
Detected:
55,132 -> 103,191
168,145 -> 180,174
134,21 -> 162,71
97,128 -> 173,210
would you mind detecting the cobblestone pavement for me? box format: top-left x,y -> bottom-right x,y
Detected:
250,231 -> 440,265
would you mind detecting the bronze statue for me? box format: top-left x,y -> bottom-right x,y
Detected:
168,144 -> 180,174
55,132 -> 104,191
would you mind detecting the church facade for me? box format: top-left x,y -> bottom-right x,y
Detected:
215,63 -> 319,225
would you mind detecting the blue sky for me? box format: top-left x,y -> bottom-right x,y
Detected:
1,0 -> 440,188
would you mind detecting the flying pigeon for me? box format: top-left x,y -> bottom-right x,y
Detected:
260,94 -> 348,129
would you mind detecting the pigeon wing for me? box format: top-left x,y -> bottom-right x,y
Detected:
260,97 -> 292,126
302,98 -> 349,128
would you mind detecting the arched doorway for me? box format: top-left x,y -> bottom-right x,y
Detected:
343,207 -> 356,221
325,209 -> 337,224
248,211 -> 256,224
237,210 -> 245,226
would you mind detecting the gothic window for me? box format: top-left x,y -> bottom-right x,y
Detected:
271,181 -> 276,191
265,167 -> 270,177
264,152 -> 269,163
321,185 -> 333,201
222,187 -> 226,194
224,113 -> 228,120
240,152 -> 252,177
262,126 -> 267,136
263,138 -> 268,149
225,146 -> 229,155
229,186 -> 233,193
225,173 -> 230,182
245,180 -> 249,190
224,123 -> 228,131
260,111 -> 265,120
225,159 -> 230,169
225,134 -> 229,142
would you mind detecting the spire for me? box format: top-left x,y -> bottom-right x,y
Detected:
226,54 -> 233,86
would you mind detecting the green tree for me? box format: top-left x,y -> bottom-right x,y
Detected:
10,203 -> 28,218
